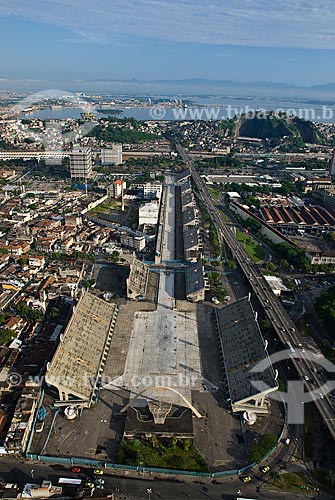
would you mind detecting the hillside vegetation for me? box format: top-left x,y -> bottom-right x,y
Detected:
236,112 -> 322,144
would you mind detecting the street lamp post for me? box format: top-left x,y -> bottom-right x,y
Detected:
147,488 -> 152,500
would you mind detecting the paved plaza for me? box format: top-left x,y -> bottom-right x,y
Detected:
106,177 -> 203,410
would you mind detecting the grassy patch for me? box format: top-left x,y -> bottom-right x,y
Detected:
119,438 -> 208,473
249,433 -> 277,463
218,207 -> 232,224
89,199 -> 119,214
208,186 -> 221,201
236,230 -> 265,263
277,378 -> 286,392
267,472 -> 315,494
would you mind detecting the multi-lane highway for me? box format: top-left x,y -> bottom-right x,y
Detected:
175,141 -> 335,440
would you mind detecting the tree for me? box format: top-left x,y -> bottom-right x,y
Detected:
249,433 -> 277,463
15,303 -> 44,323
84,278 -> 96,289
260,319 -> 271,332
183,439 -> 191,452
0,328 -> 15,346
227,259 -> 237,270
315,285 -> 335,339
170,436 -> 178,447
245,217 -> 261,231
110,250 -> 120,263
323,232 -> 335,242
48,307 -> 59,320
20,257 -> 28,267
150,435 -> 159,449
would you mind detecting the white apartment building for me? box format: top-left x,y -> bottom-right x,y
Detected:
120,233 -> 146,251
101,144 -> 123,165
69,147 -> 93,179
143,182 -> 162,200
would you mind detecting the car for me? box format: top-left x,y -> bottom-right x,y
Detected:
319,393 -> 324,400
289,327 -> 295,332
85,483 -> 95,489
303,375 -> 309,381
242,476 -> 252,483
261,466 -> 270,473
298,358 -> 303,363
71,467 -> 81,473
93,470 -> 104,475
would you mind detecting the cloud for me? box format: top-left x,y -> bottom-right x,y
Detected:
0,0 -> 335,49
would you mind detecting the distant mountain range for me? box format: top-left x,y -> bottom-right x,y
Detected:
79,78 -> 335,99
1,77 -> 335,99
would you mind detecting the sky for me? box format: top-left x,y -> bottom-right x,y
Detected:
1,0 -> 335,91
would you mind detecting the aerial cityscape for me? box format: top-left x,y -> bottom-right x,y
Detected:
1,1 -> 335,500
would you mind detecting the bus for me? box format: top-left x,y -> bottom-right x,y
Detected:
236,497 -> 258,500
236,497 -> 259,500
58,478 -> 82,486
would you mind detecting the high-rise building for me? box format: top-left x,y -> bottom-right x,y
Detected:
69,147 -> 93,179
101,144 -> 123,165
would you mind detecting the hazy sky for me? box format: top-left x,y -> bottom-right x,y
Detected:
1,0 -> 335,88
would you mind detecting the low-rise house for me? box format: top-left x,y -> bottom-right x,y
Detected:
4,387 -> 40,454
34,237 -> 56,253
28,256 -> 45,269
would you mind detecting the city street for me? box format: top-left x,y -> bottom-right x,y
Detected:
0,458 -> 329,500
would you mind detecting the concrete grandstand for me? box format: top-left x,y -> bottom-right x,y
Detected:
214,295 -> 278,414
45,293 -> 118,408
